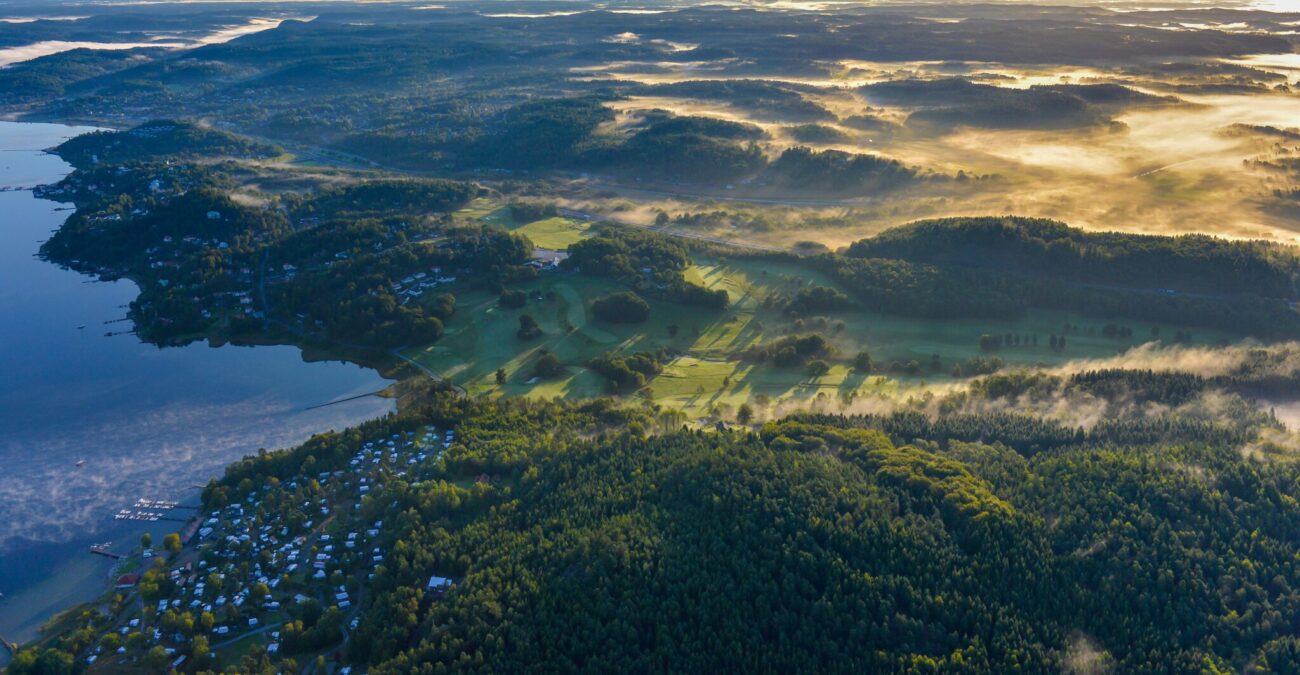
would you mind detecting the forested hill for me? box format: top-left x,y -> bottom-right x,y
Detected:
845,216 -> 1300,299
54,120 -> 279,170
184,387 -> 1299,673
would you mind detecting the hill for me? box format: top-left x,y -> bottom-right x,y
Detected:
845,216 -> 1300,300
55,120 -> 279,169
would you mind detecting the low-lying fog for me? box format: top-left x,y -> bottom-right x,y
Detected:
585,56 -> 1300,246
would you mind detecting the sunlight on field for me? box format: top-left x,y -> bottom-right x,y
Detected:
404,256 -> 1238,417
509,217 -> 594,250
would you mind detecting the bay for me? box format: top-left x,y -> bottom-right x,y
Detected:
0,121 -> 393,648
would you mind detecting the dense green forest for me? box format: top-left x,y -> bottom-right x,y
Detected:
847,217 -> 1300,299
816,217 -> 1300,337
287,180 -> 479,219
55,120 -> 278,169
57,380 -> 1295,674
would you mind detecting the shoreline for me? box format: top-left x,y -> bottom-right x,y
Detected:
0,119 -> 401,656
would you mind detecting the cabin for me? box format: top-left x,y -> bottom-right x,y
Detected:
427,575 -> 454,596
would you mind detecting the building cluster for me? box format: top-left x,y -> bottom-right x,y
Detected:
79,425 -> 459,671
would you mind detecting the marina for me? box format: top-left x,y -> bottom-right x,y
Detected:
113,497 -> 193,522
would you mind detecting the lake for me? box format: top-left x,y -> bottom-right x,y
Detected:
0,121 -> 394,648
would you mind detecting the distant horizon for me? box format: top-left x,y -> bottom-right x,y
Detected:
1,0 -> 1299,14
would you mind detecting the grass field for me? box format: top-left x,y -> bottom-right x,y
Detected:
457,200 -> 594,249
405,253 -> 1237,418
453,197 -> 505,224
509,216 -> 594,250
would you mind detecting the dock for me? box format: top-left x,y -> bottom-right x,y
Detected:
89,543 -> 122,560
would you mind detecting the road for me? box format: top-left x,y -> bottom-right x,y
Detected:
210,621 -> 285,650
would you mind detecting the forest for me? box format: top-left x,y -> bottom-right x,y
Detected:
15,375 -> 1297,674
55,120 -> 279,169
822,218 -> 1300,337
847,217 -> 1300,300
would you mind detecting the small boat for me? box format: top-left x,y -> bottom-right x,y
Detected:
75,459 -> 86,467
77,325 -> 86,330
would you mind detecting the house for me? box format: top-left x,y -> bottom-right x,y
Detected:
115,574 -> 140,590
207,211 -> 221,220
531,249 -> 569,265
427,575 -> 454,595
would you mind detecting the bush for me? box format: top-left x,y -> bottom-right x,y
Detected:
533,353 -> 564,379
499,289 -> 527,309
518,314 -> 542,340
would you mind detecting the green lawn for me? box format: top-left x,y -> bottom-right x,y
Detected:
509,216 -> 594,250
405,254 -> 1239,417
453,197 -> 507,224
214,629 -> 268,665
456,200 -> 593,249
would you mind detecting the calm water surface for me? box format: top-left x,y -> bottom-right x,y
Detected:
0,121 -> 393,645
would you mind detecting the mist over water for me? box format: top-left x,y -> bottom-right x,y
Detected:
0,16 -> 289,67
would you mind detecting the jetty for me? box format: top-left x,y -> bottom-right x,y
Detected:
0,633 -> 18,660
89,543 -> 122,560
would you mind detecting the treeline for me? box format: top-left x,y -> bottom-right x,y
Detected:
288,179 -> 478,219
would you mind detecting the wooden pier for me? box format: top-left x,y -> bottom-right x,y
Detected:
89,544 -> 122,560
